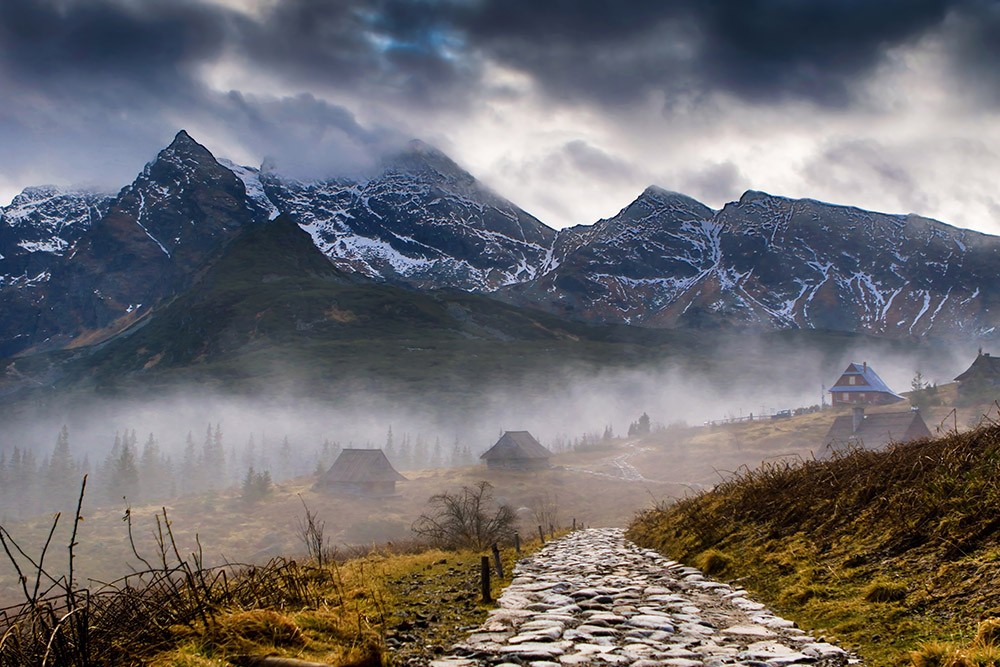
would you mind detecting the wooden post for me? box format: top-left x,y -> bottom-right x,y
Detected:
572,518 -> 576,531
514,533 -> 521,555
537,525 -> 545,544
481,556 -> 492,603
491,543 -> 504,579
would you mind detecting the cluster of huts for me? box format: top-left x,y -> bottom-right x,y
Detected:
823,350 -> 1000,453
311,352 -> 1000,495
313,430 -> 552,497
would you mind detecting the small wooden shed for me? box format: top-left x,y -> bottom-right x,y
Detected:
824,407 -> 931,454
480,431 -> 551,471
314,448 -> 406,497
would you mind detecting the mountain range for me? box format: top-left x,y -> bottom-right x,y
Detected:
1,130 -> 997,364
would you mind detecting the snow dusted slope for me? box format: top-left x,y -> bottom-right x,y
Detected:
500,186 -> 719,323
0,130 -> 269,356
219,159 -> 280,221
671,190 -> 1000,337
0,186 -> 112,288
261,140 -> 556,291
504,187 -> 1000,339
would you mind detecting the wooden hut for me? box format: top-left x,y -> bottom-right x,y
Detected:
824,406 -> 931,454
480,431 -> 551,471
954,351 -> 1000,401
829,362 -> 904,406
314,449 -> 406,496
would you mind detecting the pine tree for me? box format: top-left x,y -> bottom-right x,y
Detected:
181,431 -> 199,494
139,433 -> 170,502
109,436 -> 139,504
278,436 -> 292,478
202,423 -> 226,490
241,466 -> 272,502
46,425 -> 78,508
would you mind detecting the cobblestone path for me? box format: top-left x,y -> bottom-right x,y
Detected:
432,528 -> 855,667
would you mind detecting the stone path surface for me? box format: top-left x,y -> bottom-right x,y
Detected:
431,528 -> 856,667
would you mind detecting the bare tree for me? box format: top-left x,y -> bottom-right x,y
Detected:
528,490 -> 560,531
296,496 -> 331,566
412,481 -> 517,550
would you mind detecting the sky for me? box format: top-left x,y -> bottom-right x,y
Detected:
1,0 -> 999,232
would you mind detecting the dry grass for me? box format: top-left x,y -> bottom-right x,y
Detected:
628,417 -> 1000,667
0,487 -> 549,666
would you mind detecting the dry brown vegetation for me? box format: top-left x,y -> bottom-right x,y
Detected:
0,477 -> 547,666
628,405 -> 1000,667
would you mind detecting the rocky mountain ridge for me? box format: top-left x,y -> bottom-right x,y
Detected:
2,130 -> 998,358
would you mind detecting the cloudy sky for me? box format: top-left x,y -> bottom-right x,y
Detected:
1,0 -> 999,232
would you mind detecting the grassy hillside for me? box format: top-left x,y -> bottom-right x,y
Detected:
628,418 -> 1000,667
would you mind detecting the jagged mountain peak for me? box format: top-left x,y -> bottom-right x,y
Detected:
381,139 -> 474,186
169,129 -> 200,150
631,186 -> 715,219
141,129 -> 223,180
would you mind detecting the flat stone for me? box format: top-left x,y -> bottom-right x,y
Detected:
627,615 -> 676,631
803,643 -> 846,658
502,641 -> 570,657
661,659 -> 704,667
723,625 -> 777,637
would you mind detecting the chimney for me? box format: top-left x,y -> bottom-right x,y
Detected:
862,361 -> 867,374
852,406 -> 864,433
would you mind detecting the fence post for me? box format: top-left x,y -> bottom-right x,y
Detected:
491,543 -> 504,579
481,556 -> 492,603
572,518 -> 576,531
514,533 -> 521,555
537,525 -> 545,544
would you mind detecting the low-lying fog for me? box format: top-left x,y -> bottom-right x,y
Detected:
0,335 -> 972,522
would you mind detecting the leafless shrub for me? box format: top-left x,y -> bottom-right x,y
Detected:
0,478 -> 342,666
411,481 -> 517,551
527,491 -> 560,531
295,496 -> 333,567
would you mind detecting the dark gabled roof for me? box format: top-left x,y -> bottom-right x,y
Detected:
825,411 -> 931,451
320,449 -> 406,483
480,431 -> 551,461
829,362 -> 903,399
955,352 -> 1000,382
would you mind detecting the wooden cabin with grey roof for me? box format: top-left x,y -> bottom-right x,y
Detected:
480,431 -> 552,471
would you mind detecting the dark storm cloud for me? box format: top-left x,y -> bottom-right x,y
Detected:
0,0 -> 227,99
939,0 -> 1000,102
0,0 -> 994,117
447,0 -> 962,107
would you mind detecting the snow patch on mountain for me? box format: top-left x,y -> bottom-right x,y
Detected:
219,159 -> 281,220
